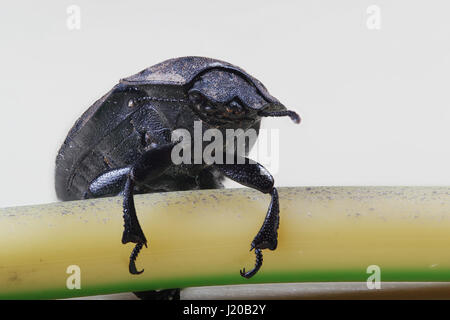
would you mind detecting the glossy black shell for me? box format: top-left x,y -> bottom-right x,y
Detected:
55,57 -> 285,201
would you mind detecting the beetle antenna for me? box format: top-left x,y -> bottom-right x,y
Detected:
258,110 -> 301,124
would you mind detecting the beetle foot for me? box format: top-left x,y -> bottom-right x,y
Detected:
240,188 -> 280,279
240,249 -> 263,279
123,211 -> 147,275
129,243 -> 145,275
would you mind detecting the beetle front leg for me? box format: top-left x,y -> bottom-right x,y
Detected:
84,166 -> 147,274
213,158 -> 279,279
121,141 -> 178,274
121,175 -> 148,275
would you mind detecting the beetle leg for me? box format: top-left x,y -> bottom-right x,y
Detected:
213,157 -> 279,279
83,167 -> 131,199
122,176 -> 148,245
121,141 -> 179,274
83,166 -> 147,274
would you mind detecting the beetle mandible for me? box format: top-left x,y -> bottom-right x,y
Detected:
55,56 -> 300,279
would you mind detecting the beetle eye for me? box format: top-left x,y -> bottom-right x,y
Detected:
226,101 -> 244,114
189,92 -> 203,105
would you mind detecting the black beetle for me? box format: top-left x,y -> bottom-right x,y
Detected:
55,56 -> 300,282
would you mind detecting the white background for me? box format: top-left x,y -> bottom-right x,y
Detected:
0,0 -> 449,207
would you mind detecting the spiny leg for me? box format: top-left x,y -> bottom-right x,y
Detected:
213,157 -> 280,278
241,188 -> 279,278
84,167 -> 145,274
121,141 -> 178,274
85,141 -> 178,275
122,176 -> 148,274
122,176 -> 147,246
86,168 -> 148,275
250,188 -> 279,251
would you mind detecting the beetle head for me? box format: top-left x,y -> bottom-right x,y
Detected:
187,68 -> 300,129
